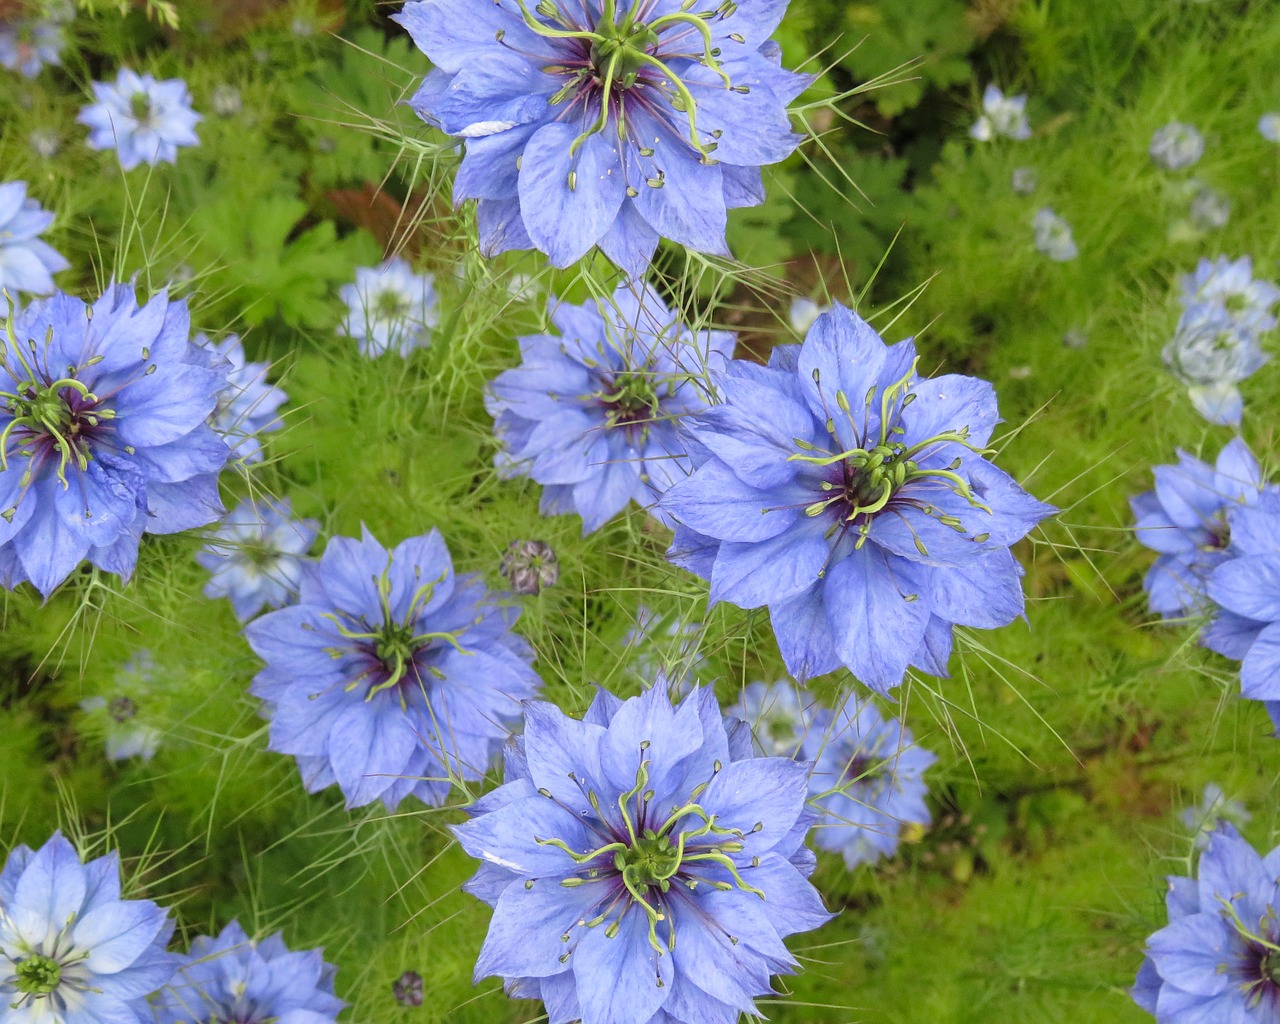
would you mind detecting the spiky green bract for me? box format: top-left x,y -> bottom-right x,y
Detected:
453,684 -> 832,1024
0,285 -> 230,597
0,831 -> 178,1022
244,526 -> 542,811
153,920 -> 344,1024
393,0 -> 811,276
802,694 -> 935,869
1134,823 -> 1280,1021
661,302 -> 1054,693
486,283 -> 735,534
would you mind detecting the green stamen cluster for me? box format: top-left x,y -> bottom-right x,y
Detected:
512,0 -> 735,163
14,954 -> 61,996
599,369 -> 662,431
129,92 -> 152,123
542,752 -> 765,955
374,290 -> 410,320
788,360 -> 994,556
320,562 -> 467,705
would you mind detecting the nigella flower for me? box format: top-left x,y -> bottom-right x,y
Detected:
1261,113 -> 1280,143
392,970 -> 424,1008
80,650 -> 163,762
78,68 -> 201,170
393,0 -> 811,277
1149,121 -> 1204,170
660,303 -> 1053,692
486,283 -> 734,534
197,333 -> 287,464
1180,783 -> 1250,851
196,497 -> 318,621
337,257 -> 438,358
1130,438 -> 1264,620
0,832 -> 178,1021
0,286 -> 231,597
800,694 -> 935,869
244,527 -> 541,810
1188,184 -> 1230,231
727,679 -> 812,757
0,4 -> 70,78
453,684 -> 832,1024
153,920 -> 343,1024
1163,305 -> 1269,426
1132,823 -> 1280,1020
1032,207 -> 1077,261
1204,491 -> 1280,731
1180,256 -> 1280,337
0,180 -> 70,297
969,84 -> 1031,142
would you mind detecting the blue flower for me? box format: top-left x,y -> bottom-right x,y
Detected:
727,679 -> 813,757
1163,305 -> 1269,426
1261,113 -> 1280,143
0,832 -> 178,1022
801,694 -> 935,869
1180,783 -> 1250,851
0,286 -> 231,597
1149,121 -> 1204,170
486,283 -> 735,534
244,527 -> 542,810
660,303 -> 1053,692
393,0 -> 810,277
1032,207 -> 1077,261
969,84 -> 1031,142
453,683 -> 832,1024
0,5 -> 69,78
153,920 -> 344,1024
197,333 -> 287,464
196,497 -> 318,621
78,68 -> 201,170
1188,183 -> 1230,232
1134,823 -> 1280,1021
1180,256 -> 1280,337
0,181 -> 70,297
80,650 -> 163,762
338,257 -> 438,358
1130,439 -> 1265,620
1204,491 -> 1280,725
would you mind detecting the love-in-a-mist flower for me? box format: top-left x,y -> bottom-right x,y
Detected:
801,694 -> 935,869
453,684 -> 832,1024
78,68 -> 201,170
660,303 -> 1053,692
1189,184 -> 1230,232
727,680 -> 812,757
0,832 -> 178,1022
393,0 -> 810,277
0,286 -> 230,597
487,283 -> 734,534
197,333 -> 287,464
1180,256 -> 1280,337
1180,783 -> 1250,851
1130,439 -> 1265,620
1164,306 -> 1269,427
80,650 -> 163,762
244,527 -> 541,810
0,4 -> 70,78
1032,207 -> 1077,261
153,920 -> 344,1024
969,84 -> 1031,142
0,181 -> 70,297
1132,823 -> 1280,1021
196,497 -> 318,621
338,257 -> 438,358
1203,491 -> 1280,731
1149,121 -> 1204,170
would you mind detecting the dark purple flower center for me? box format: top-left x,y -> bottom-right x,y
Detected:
841,753 -> 884,787
512,0 -> 739,163
595,368 -> 662,432
1202,512 -> 1229,551
537,750 -> 763,956
108,696 -> 137,723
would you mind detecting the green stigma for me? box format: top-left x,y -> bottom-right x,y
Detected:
129,92 -> 152,122
616,830 -> 683,890
600,370 -> 662,431
1265,951 -> 1280,986
15,954 -> 61,996
374,290 -> 409,320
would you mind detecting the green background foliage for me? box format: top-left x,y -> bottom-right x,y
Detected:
2,0 -> 1279,1020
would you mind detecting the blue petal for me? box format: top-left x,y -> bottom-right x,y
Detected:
1207,555 -> 1280,622
572,909 -> 672,1024
474,876 -> 601,980
328,704 -> 418,808
1241,621 -> 1280,700
433,53 -> 551,138
769,583 -> 844,681
710,521 -> 829,607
